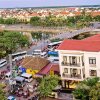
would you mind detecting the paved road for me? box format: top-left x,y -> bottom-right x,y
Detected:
27,40 -> 50,54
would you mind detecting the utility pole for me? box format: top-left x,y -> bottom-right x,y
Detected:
8,54 -> 13,91
9,54 -> 12,77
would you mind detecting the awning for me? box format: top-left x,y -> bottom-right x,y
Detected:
48,51 -> 58,56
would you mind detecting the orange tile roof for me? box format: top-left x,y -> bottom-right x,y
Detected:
30,12 -> 39,16
91,12 -> 100,16
60,11 -> 70,15
57,39 -> 100,52
74,12 -> 81,16
21,56 -> 50,70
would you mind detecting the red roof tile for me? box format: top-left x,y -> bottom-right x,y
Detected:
74,12 -> 81,16
57,39 -> 100,52
50,64 -> 59,72
37,63 -> 52,75
83,34 -> 100,41
37,64 -> 59,75
91,12 -> 100,16
60,11 -> 69,15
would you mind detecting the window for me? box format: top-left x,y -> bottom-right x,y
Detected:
89,57 -> 96,64
64,68 -> 68,73
63,56 -> 67,62
69,56 -> 77,65
62,56 -> 67,65
90,70 -> 97,76
72,56 -> 77,64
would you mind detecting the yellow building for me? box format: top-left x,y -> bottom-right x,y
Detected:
21,56 -> 50,77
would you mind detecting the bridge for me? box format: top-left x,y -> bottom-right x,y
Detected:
51,28 -> 100,39
0,24 -> 100,41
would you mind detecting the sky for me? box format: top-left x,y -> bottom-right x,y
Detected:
0,0 -> 100,8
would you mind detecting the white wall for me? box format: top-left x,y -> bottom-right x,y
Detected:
84,51 -> 100,78
58,50 -> 100,81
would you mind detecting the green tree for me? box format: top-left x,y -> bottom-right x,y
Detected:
38,75 -> 59,98
89,83 -> 100,100
82,77 -> 99,87
93,15 -> 100,21
31,32 -> 42,40
4,18 -> 13,24
0,84 -> 7,100
73,77 -> 100,100
30,16 -> 41,26
4,18 -> 19,24
0,31 -> 29,57
0,17 -> 4,24
19,35 -> 29,47
73,83 -> 90,100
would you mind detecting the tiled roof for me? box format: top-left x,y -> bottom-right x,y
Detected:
60,11 -> 70,15
38,64 -> 59,75
21,56 -> 50,70
83,34 -> 100,41
74,12 -> 81,16
37,63 -> 52,75
91,12 -> 100,16
50,64 -> 59,72
57,39 -> 100,52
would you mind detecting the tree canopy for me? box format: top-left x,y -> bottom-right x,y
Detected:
0,31 -> 29,58
0,17 -> 19,24
30,16 -> 41,26
89,83 -> 100,100
30,15 -> 100,28
73,77 -> 100,100
0,13 -> 100,28
38,75 -> 59,98
0,84 -> 7,100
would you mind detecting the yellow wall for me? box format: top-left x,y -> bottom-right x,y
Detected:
26,69 -> 55,76
26,68 -> 39,77
50,70 -> 54,75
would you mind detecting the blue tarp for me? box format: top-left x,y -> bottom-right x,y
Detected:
48,51 -> 58,56
19,67 -> 26,73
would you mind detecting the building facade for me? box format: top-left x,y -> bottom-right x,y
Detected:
58,50 -> 100,81
58,34 -> 100,84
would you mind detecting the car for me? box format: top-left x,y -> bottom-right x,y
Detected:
7,96 -> 16,100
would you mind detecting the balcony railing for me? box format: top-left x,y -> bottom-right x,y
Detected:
62,73 -> 82,79
61,62 -> 80,67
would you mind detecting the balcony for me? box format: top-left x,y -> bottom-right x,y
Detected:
61,62 -> 80,67
62,72 -> 81,79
